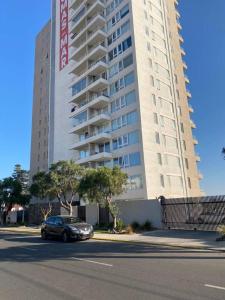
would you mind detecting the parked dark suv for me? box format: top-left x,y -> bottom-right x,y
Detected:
41,215 -> 94,242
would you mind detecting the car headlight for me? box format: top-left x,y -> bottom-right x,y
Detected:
70,226 -> 81,234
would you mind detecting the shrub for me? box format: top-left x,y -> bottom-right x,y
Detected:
143,220 -> 152,231
131,221 -> 140,232
116,219 -> 126,232
217,225 -> 225,236
126,224 -> 134,234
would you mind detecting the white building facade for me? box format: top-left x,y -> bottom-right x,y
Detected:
31,0 -> 203,202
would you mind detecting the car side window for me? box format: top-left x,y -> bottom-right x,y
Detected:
46,217 -> 55,225
55,217 -> 63,225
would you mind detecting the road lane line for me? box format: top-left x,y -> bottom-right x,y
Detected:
22,247 -> 36,251
72,257 -> 113,267
204,284 -> 225,291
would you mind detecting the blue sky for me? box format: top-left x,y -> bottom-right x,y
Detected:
0,0 -> 224,195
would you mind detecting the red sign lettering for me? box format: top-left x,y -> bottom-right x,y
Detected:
60,0 -> 68,70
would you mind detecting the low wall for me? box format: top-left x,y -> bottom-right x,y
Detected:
29,199 -> 162,228
116,199 -> 162,228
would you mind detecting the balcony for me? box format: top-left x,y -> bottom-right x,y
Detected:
70,94 -> 110,117
70,55 -> 107,77
188,105 -> 194,113
183,61 -> 187,70
70,112 -> 111,134
184,75 -> 190,84
198,172 -> 203,180
70,0 -> 84,11
181,47 -> 186,56
193,137 -> 199,145
70,0 -> 105,35
196,153 -> 201,161
186,89 -> 192,99
70,132 -> 111,150
76,152 -> 112,165
179,34 -> 184,43
190,120 -> 196,129
177,20 -> 182,30
70,13 -> 105,47
70,43 -> 107,75
69,76 -> 108,103
70,28 -> 106,62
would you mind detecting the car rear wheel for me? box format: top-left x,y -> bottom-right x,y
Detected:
62,231 -> 70,243
41,230 -> 47,240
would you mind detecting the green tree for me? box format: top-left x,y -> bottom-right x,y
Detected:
49,160 -> 84,216
79,166 -> 128,229
30,172 -> 52,221
12,164 -> 29,194
0,177 -> 30,208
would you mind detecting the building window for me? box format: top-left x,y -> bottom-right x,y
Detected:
160,174 -> 165,187
181,122 -> 184,133
188,177 -> 192,189
127,175 -> 143,190
113,152 -> 141,168
112,130 -> 139,150
157,153 -> 162,165
112,111 -> 138,131
150,76 -> 154,86
185,158 -> 189,169
153,113 -> 158,124
155,132 -> 160,144
152,94 -> 156,105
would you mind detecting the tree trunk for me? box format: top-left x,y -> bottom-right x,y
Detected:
113,215 -> 117,230
69,204 -> 73,216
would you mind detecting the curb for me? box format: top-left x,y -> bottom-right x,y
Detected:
1,229 -> 224,252
0,229 -> 40,236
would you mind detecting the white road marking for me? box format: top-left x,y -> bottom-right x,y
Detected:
22,247 -> 36,251
72,257 -> 113,267
204,284 -> 225,291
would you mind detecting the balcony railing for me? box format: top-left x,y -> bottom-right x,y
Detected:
73,92 -> 109,109
80,41 -> 106,62
72,75 -> 107,99
72,110 -> 110,127
71,0 -> 105,28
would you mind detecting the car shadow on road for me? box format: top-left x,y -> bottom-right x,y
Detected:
0,232 -> 225,264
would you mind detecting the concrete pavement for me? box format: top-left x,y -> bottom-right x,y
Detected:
1,226 -> 225,251
0,232 -> 225,300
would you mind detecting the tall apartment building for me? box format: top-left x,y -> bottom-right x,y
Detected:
31,0 -> 202,200
30,21 -> 51,179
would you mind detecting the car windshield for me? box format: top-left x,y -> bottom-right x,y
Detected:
62,217 -> 83,224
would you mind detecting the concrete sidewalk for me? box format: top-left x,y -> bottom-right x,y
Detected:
1,226 -> 225,251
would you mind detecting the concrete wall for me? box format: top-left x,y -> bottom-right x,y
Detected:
117,199 -> 162,228
86,204 -> 98,226
84,200 -> 162,228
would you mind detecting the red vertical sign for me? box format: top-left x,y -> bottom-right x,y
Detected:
60,0 -> 69,70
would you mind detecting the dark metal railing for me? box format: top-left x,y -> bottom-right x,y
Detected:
161,195 -> 225,231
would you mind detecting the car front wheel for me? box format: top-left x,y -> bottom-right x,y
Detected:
62,231 -> 70,243
41,230 -> 47,240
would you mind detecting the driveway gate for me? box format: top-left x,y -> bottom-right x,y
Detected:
161,195 -> 225,231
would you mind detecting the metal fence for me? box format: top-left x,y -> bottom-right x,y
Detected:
161,195 -> 225,231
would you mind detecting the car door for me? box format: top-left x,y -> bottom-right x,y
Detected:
53,217 -> 64,237
45,217 -> 56,236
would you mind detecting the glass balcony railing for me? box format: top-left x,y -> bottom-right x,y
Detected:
71,0 -> 105,28
72,109 -> 110,127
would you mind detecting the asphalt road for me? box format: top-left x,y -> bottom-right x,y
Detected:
0,232 -> 225,300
